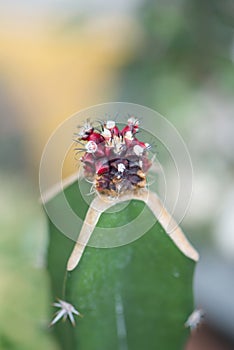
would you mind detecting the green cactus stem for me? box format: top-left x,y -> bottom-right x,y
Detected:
46,177 -> 198,350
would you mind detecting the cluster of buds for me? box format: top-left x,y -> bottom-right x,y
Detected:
75,117 -> 152,197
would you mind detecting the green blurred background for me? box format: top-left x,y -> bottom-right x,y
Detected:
0,0 -> 234,349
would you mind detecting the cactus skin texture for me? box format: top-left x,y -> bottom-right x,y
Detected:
47,180 -> 195,350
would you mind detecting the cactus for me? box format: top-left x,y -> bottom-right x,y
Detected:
45,118 -> 198,350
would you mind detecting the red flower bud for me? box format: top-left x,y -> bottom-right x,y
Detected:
87,132 -> 105,144
95,157 -> 110,175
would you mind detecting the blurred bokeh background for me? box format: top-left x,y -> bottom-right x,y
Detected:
0,0 -> 234,349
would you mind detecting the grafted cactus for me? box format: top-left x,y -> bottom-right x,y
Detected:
44,117 -> 199,350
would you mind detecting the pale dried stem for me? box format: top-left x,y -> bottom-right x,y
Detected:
67,190 -> 199,271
